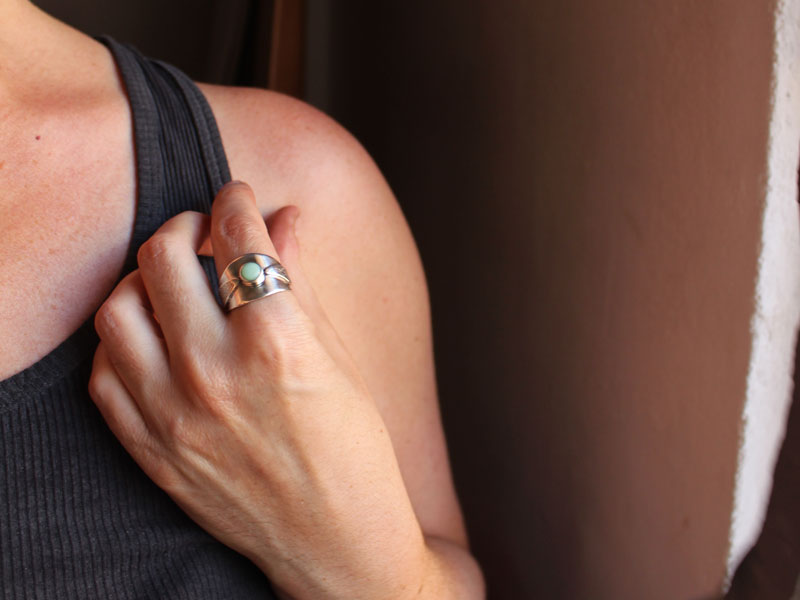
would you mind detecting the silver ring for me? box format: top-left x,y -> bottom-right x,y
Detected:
218,253 -> 291,312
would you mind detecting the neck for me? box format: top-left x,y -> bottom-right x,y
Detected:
0,1 -> 46,58
0,1 -> 106,107
0,0 -> 26,19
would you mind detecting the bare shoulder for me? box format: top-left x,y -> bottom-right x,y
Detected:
197,83 -> 468,546
195,84 -> 385,201
196,84 -> 409,275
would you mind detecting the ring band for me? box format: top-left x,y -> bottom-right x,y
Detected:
218,253 -> 291,312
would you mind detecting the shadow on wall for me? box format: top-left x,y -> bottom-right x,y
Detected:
34,0 -> 276,87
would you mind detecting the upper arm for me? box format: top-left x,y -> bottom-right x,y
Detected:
198,84 -> 468,548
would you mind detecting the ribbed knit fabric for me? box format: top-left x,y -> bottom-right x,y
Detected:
0,37 -> 277,599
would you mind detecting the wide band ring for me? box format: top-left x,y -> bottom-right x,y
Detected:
218,253 -> 291,312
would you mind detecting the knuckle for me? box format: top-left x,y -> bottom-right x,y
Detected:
94,299 -> 122,340
176,349 -> 213,393
137,233 -> 176,270
217,211 -> 263,247
187,374 -> 226,408
176,355 -> 236,415
248,317 -> 318,380
87,369 -> 110,402
163,413 -> 190,446
249,339 -> 291,379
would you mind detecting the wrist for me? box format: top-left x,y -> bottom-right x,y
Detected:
265,534 -> 483,600
407,535 -> 486,600
253,512 -> 429,600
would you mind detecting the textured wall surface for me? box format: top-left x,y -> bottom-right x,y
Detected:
308,1 -> 777,598
730,0 -> 800,578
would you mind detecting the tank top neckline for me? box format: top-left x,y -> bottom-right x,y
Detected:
0,35 -> 216,405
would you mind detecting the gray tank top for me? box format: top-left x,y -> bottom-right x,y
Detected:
0,36 -> 278,599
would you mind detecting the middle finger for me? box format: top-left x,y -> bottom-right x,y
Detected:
137,211 -> 224,350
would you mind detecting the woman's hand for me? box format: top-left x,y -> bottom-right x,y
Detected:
89,181 -> 429,599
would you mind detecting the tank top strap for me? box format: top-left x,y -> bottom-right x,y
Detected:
95,35 -> 231,296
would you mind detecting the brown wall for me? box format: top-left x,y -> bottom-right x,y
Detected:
310,2 -> 775,598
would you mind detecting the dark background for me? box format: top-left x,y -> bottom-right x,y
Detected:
33,1 -> 779,598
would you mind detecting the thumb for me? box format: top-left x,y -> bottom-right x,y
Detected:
265,206 -> 350,358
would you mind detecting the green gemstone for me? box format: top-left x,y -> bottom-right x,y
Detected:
240,261 -> 262,282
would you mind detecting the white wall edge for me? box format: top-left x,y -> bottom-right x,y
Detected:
727,0 -> 800,582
